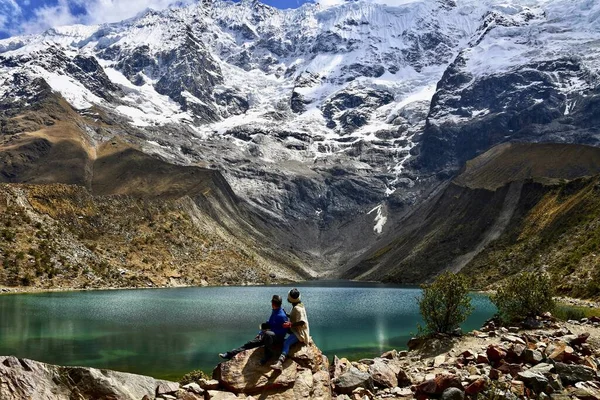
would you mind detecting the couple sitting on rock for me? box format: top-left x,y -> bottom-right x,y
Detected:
219,288 -> 310,370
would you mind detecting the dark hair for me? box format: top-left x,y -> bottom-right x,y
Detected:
289,288 -> 300,300
271,295 -> 282,306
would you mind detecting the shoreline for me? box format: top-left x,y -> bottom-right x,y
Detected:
2,283 -> 599,309
3,319 -> 600,399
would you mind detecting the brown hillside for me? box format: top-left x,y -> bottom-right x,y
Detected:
345,142 -> 600,299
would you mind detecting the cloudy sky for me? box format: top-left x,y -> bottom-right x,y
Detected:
0,0 -> 416,39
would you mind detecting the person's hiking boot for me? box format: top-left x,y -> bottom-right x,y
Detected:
270,354 -> 286,370
219,352 -> 232,360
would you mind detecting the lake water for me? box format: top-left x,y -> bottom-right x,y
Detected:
0,281 -> 496,380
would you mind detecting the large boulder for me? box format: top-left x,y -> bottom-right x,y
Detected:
332,367 -> 374,395
213,340 -> 331,399
555,362 -> 597,385
368,359 -> 398,388
0,356 -> 175,400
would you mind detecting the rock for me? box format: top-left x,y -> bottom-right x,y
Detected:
569,333 -> 591,346
517,370 -> 549,393
380,350 -> 397,360
489,368 -> 501,380
198,379 -> 220,390
205,390 -> 238,400
555,362 -> 596,385
441,387 -> 465,400
417,374 -> 462,397
416,378 -> 438,395
570,381 -> 600,400
333,356 -> 352,380
476,354 -> 490,364
213,341 -> 331,398
502,335 -> 526,345
157,381 -> 180,395
465,378 -> 486,395
0,355 -> 164,400
434,355 -> 446,367
398,351 -> 408,358
392,387 -> 412,396
182,383 -> 204,395
359,359 -> 374,365
510,380 -> 525,397
497,361 -> 522,378
524,349 -> 544,365
487,345 -> 507,363
531,363 -> 555,374
333,367 -> 374,395
368,359 -> 397,388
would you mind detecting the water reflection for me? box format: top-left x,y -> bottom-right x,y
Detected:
0,283 -> 496,379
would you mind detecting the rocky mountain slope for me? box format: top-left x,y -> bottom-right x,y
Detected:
1,0 -> 600,283
343,142 -> 600,299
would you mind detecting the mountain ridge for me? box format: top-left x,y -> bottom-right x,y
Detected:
1,0 -> 600,288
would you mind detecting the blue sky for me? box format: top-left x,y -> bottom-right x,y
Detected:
0,0 -> 316,39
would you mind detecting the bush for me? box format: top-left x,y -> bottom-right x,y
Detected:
418,271 -> 474,334
179,369 -> 209,385
492,272 -> 555,324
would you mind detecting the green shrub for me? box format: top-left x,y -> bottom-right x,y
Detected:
179,369 -> 209,385
418,271 -> 474,334
492,272 -> 555,324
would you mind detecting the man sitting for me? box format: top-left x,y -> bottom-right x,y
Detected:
219,295 -> 288,364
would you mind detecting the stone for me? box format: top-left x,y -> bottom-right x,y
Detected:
489,368 -> 501,380
205,390 -> 238,400
0,356 -> 163,400
531,363 -> 555,374
157,381 -> 180,395
333,356 -> 353,379
380,350 -> 397,360
465,378 -> 486,395
198,379 -> 220,390
570,381 -> 600,400
555,362 -> 596,385
524,349 -> 544,365
434,355 -> 446,368
368,359 -> 398,388
392,387 -> 412,396
517,370 -> 549,394
434,374 -> 463,394
497,361 -> 522,378
333,367 -> 374,395
502,335 -> 526,345
487,345 -> 507,363
182,383 -> 204,395
476,354 -> 489,364
213,341 -> 331,398
441,387 -> 465,400
510,380 -> 525,397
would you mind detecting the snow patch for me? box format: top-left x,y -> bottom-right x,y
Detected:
367,204 -> 387,234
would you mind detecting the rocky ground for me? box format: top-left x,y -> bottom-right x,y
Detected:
2,314 -> 600,399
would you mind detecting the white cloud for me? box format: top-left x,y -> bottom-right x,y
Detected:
316,0 -> 421,7
83,0 -> 195,25
0,0 -> 22,32
19,0 -> 80,35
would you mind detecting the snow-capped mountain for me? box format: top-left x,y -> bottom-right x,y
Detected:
1,0 -> 600,272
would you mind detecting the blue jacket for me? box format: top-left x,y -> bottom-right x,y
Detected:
267,307 -> 288,339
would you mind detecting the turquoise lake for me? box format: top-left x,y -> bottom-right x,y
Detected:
0,281 -> 496,380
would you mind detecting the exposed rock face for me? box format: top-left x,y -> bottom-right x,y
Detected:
213,341 -> 332,399
0,356 -> 178,400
